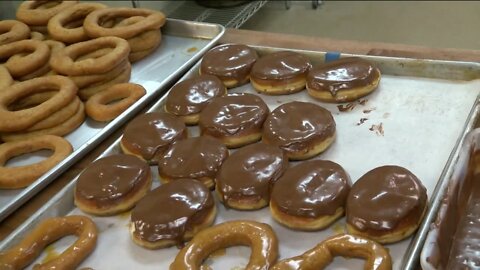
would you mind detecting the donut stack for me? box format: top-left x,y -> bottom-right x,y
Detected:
83,7 -> 166,63
50,36 -> 132,101
0,75 -> 84,142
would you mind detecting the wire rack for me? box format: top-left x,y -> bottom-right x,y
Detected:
154,0 -> 268,29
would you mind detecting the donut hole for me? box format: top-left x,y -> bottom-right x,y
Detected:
4,149 -> 53,168
205,246 -> 251,269
7,90 -> 58,111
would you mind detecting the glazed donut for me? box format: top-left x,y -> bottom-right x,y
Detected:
0,135 -> 72,189
216,143 -> 288,210
84,8 -> 166,39
1,102 -> 85,142
17,40 -> 65,81
77,62 -> 132,100
170,220 -> 278,270
130,179 -> 216,249
271,234 -> 392,270
75,154 -> 151,216
121,112 -> 187,163
262,101 -> 336,160
27,96 -> 81,131
251,51 -> 312,95
69,58 -> 129,89
164,75 -> 226,125
85,83 -> 146,122
0,75 -> 77,132
306,57 -> 381,103
0,215 -> 97,269
47,3 -> 108,43
200,44 -> 258,88
0,20 -> 30,46
157,136 -> 228,189
50,36 -> 130,76
0,65 -> 13,91
16,0 -> 78,26
0,39 -> 50,78
199,93 -> 269,148
346,165 -> 428,244
270,160 -> 351,230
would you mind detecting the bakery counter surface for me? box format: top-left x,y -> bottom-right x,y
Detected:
1,28 -> 480,243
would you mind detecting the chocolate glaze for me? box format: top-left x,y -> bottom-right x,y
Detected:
307,57 -> 379,96
271,160 -> 351,217
75,154 -> 150,206
216,143 -> 288,204
165,75 -> 226,116
199,93 -> 269,137
250,51 -> 312,81
346,165 -> 427,231
122,112 -> 186,161
200,44 -> 258,82
158,136 -> 228,179
131,179 -> 214,245
262,101 -> 336,153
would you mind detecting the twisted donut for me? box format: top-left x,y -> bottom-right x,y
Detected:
271,234 -> 392,270
16,0 -> 78,26
0,135 -> 72,188
0,20 -> 30,46
0,215 -> 97,269
170,220 -> 278,270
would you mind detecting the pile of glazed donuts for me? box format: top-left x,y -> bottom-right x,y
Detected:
1,43 -> 429,269
0,0 -> 169,189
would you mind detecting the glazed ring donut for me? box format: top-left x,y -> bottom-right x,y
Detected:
0,20 -> 30,46
85,83 -> 146,122
50,36 -> 130,76
0,75 -> 77,132
0,215 -> 97,269
170,220 -> 278,270
271,234 -> 392,270
84,8 -> 166,39
77,63 -> 132,101
0,65 -> 13,91
1,102 -> 85,142
47,3 -> 108,43
0,39 -> 50,78
16,0 -> 79,26
0,135 -> 73,189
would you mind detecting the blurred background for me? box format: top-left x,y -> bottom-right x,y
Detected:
2,1 -> 479,50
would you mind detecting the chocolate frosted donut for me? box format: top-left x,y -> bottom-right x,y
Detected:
346,165 -> 428,244
307,57 -> 381,103
250,51 -> 312,95
216,143 -> 288,210
262,101 -> 336,160
157,136 -> 228,189
74,154 -> 151,216
200,44 -> 258,88
120,112 -> 187,163
130,178 -> 216,249
270,160 -> 351,230
199,93 -> 269,148
164,74 -> 226,125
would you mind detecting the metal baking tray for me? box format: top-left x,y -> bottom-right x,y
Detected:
0,19 -> 225,222
420,128 -> 480,270
2,46 -> 480,270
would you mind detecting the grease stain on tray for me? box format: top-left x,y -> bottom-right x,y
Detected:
42,244 -> 60,263
369,123 -> 384,136
363,107 -> 376,114
383,112 -> 390,118
187,47 -> 198,53
356,118 -> 368,126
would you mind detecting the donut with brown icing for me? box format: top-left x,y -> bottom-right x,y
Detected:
200,44 -> 258,88
216,143 -> 288,210
130,178 -> 216,249
250,51 -> 312,95
346,165 -> 428,244
164,75 -> 226,125
157,136 -> 228,189
270,160 -> 351,230
199,93 -> 269,148
120,112 -> 187,164
262,101 -> 336,160
307,57 -> 381,103
74,154 -> 151,216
